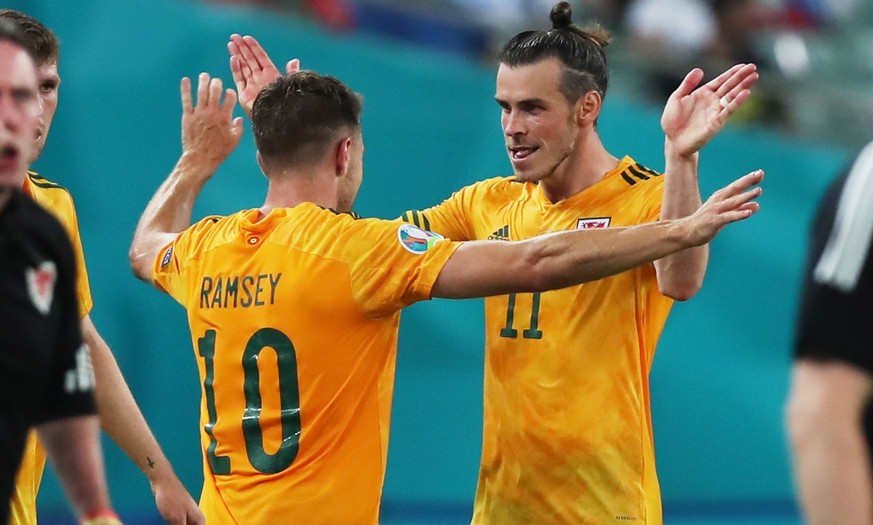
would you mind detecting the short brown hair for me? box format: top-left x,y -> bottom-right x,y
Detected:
0,10 -> 58,66
252,71 -> 362,169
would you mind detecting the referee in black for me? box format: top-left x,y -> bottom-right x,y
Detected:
787,142 -> 873,525
0,19 -> 123,525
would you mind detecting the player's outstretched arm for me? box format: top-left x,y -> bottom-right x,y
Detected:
37,415 -> 122,525
82,316 -> 204,525
656,63 -> 760,300
786,361 -> 873,525
432,170 -> 763,299
228,33 -> 299,118
130,73 -> 242,283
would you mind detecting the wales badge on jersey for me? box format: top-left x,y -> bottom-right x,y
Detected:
577,217 -> 611,229
26,260 -> 57,315
397,224 -> 444,254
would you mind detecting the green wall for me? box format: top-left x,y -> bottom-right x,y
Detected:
6,0 -> 850,520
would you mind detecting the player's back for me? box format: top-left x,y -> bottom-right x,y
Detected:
153,203 -> 457,525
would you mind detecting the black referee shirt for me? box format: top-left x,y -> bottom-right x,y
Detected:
0,189 -> 96,522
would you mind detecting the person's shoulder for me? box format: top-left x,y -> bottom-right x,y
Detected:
615,157 -> 663,189
25,170 -> 74,199
8,190 -> 70,250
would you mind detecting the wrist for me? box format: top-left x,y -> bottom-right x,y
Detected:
664,138 -> 700,163
80,509 -> 122,525
177,151 -> 221,181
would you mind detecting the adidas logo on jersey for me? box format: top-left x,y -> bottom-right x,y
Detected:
488,225 -> 510,241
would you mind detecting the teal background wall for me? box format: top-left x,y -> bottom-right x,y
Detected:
5,0 -> 852,522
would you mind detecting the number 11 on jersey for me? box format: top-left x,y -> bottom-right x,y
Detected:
499,292 -> 544,339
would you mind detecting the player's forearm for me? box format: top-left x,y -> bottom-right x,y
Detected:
129,153 -> 212,280
532,219 -> 694,290
655,142 -> 708,300
37,415 -> 113,519
83,317 -> 178,484
435,219 -> 692,299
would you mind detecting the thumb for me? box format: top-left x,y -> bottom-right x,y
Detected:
232,116 -> 244,138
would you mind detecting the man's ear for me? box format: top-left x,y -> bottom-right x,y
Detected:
335,137 -> 352,178
576,90 -> 602,126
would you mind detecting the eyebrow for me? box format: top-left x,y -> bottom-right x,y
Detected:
494,96 -> 548,106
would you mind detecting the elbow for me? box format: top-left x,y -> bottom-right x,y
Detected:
128,244 -> 151,283
659,279 -> 702,302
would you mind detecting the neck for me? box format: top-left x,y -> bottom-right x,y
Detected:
539,129 -> 619,203
260,166 -> 337,218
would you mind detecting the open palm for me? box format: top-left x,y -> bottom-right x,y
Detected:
661,63 -> 758,156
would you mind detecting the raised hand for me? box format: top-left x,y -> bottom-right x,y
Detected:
661,63 -> 759,157
180,72 -> 243,174
685,169 -> 764,245
228,34 -> 299,118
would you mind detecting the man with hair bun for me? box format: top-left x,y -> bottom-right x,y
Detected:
396,3 -> 760,523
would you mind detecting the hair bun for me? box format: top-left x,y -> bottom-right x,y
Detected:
550,1 -> 573,29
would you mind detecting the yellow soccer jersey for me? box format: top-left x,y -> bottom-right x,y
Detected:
10,172 -> 94,525
402,156 -> 672,525
152,203 -> 458,525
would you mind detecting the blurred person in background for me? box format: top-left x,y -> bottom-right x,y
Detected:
0,9 -> 204,525
0,17 -> 123,525
624,0 -> 788,126
787,142 -> 873,525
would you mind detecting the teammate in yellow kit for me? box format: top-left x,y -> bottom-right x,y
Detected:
225,2 -> 759,520
128,69 -> 761,524
0,10 -> 203,525
398,3 -> 759,523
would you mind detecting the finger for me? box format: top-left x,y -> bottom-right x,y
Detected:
244,35 -> 273,71
237,34 -> 262,71
221,88 -> 238,116
230,56 -> 246,91
720,70 -> 759,109
231,116 -> 244,139
208,77 -> 223,107
710,169 -> 764,201
196,72 -> 210,107
719,206 -> 758,225
713,63 -> 757,98
707,63 -> 746,94
180,77 -> 193,114
286,58 -> 300,74
719,89 -> 751,114
670,68 -> 704,100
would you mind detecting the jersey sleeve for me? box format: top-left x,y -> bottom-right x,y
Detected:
399,183 -> 483,241
330,216 -> 461,316
151,217 -> 220,306
33,219 -> 96,425
795,163 -> 873,374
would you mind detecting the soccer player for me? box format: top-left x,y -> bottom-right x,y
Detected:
786,142 -> 873,525
0,10 -> 204,525
128,70 -> 761,524
225,2 -> 760,522
0,18 -> 123,525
